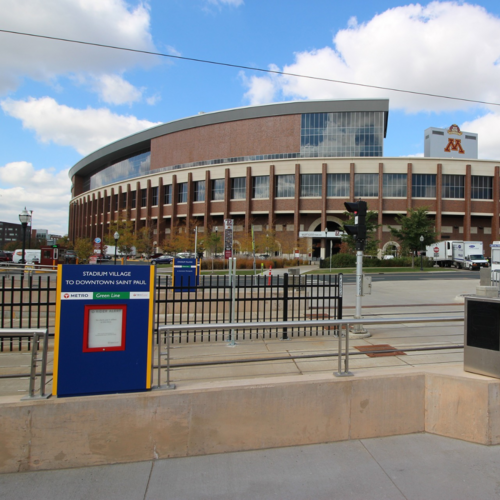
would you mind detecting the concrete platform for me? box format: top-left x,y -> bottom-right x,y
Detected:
2,362 -> 500,475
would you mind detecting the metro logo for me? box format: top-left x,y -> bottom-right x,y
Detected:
444,138 -> 465,154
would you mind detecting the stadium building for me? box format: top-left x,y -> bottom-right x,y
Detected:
68,99 -> 499,258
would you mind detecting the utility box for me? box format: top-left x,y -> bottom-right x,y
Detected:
464,296 -> 500,379
362,275 -> 372,295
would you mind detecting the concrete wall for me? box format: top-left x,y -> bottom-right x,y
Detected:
1,366 -> 499,473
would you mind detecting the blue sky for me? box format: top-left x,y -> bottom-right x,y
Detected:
1,0 -> 500,234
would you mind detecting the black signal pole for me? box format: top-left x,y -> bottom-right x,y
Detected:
344,200 -> 370,338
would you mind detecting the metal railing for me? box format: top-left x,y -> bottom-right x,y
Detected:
492,270 -> 500,289
0,275 -> 56,351
154,273 -> 343,344
156,315 -> 464,389
0,328 -> 50,399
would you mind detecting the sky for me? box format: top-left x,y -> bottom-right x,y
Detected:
2,0 -> 500,235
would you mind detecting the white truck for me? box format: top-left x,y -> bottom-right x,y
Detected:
12,248 -> 41,264
426,240 -> 488,270
461,241 -> 489,270
491,241 -> 500,272
426,240 -> 462,267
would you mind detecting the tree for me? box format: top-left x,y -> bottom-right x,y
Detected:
389,207 -> 438,267
74,238 -> 94,263
276,230 -> 295,258
135,226 -> 155,258
56,235 -> 73,249
256,228 -> 280,256
341,210 -> 380,255
236,230 -> 254,256
106,219 -> 135,257
3,240 -> 22,251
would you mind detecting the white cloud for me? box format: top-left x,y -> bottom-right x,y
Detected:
1,97 -> 162,156
207,0 -> 244,7
0,161 -> 71,234
242,2 -> 500,113
461,112 -> 500,159
0,0 -> 156,96
93,74 -> 143,105
146,93 -> 162,106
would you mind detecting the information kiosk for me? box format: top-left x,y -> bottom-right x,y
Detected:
53,265 -> 155,397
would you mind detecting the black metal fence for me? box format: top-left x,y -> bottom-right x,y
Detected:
0,271 -> 343,351
0,274 -> 56,352
155,273 -> 343,344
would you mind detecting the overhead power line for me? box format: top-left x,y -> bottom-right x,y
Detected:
1,28 -> 499,108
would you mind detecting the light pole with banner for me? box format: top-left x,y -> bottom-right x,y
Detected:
224,219 -> 234,259
19,207 -> 31,264
114,232 -> 120,265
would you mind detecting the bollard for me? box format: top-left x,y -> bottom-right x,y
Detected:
268,265 -> 272,285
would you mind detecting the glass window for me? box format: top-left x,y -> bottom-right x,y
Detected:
106,197 -> 111,212
327,173 -> 350,197
252,176 -> 269,198
231,178 -> 246,199
163,185 -> 171,204
122,192 -> 127,208
151,187 -> 158,206
412,174 -> 436,198
131,191 -> 136,209
141,188 -> 147,207
301,112 -> 384,158
276,175 -> 295,198
114,194 -> 118,211
471,176 -> 492,200
442,174 -> 464,199
383,174 -> 407,197
178,183 -> 188,203
194,180 -> 205,202
300,174 -> 322,197
212,179 -> 225,201
88,151 -> 151,191
355,173 -> 379,197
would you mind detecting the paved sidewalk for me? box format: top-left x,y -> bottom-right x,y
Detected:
2,433 -> 500,499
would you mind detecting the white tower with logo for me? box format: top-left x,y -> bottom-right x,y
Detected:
424,124 -> 478,159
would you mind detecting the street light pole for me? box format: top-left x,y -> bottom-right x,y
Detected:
420,235 -> 424,271
212,226 -> 218,273
114,231 -> 120,265
19,208 -> 31,265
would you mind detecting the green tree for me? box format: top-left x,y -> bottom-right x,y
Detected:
389,207 -> 438,267
56,235 -> 73,249
106,219 -> 136,257
135,226 -> 155,258
341,210 -> 380,255
74,238 -> 94,263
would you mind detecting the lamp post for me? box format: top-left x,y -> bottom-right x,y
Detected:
19,207 -> 31,265
420,235 -> 424,271
29,210 -> 33,248
114,231 -> 120,265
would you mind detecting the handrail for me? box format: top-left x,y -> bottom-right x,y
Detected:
0,328 -> 50,399
157,315 -> 464,390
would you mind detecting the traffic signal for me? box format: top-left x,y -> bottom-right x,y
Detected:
344,200 -> 368,250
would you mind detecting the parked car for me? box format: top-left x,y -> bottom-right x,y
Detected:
151,255 -> 174,265
175,252 -> 195,259
0,250 -> 11,262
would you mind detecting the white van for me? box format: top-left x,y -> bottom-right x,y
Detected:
12,249 -> 41,264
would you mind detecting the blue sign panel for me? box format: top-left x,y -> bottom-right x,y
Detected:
53,265 -> 154,397
173,258 -> 199,291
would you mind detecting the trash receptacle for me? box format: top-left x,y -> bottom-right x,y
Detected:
464,296 -> 500,378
